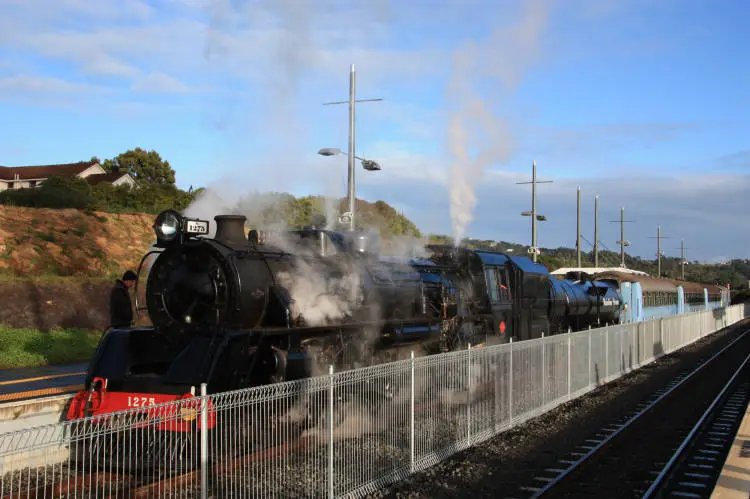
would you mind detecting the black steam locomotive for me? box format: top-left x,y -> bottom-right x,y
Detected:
66,209 -> 621,423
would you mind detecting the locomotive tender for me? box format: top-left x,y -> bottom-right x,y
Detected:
67,209 -> 623,423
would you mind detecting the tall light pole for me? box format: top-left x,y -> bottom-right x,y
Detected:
517,160 -> 552,263
609,207 -> 634,268
576,186 -> 581,268
322,64 -> 382,231
676,239 -> 688,280
594,195 -> 599,267
649,225 -> 672,277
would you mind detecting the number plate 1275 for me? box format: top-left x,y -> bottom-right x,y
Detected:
186,220 -> 208,234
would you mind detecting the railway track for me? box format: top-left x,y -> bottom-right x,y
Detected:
511,328 -> 750,498
643,357 -> 750,498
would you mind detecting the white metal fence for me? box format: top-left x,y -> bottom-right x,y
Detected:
1,303 -> 748,498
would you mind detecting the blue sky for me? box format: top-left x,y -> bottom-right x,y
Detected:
1,0 -> 749,263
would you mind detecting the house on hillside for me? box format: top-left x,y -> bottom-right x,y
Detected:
0,160 -> 137,191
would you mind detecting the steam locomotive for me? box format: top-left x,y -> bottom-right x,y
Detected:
67,209 -> 624,426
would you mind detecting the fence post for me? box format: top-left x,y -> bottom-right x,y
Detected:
509,338 -> 513,425
410,350 -> 415,473
659,318 -> 664,359
605,327 -> 609,381
621,323 -> 624,374
328,365 -> 334,499
541,333 -> 545,406
567,328 -> 572,401
200,383 -> 208,499
495,348 -> 501,432
467,343 -> 472,445
588,326 -> 592,387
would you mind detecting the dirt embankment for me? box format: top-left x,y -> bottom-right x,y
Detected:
0,206 -> 157,277
0,280 -> 112,331
0,206 -> 159,330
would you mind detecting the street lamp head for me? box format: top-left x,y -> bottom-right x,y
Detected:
362,159 -> 381,171
317,148 -> 342,157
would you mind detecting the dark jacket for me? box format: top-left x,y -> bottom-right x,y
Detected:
110,280 -> 133,328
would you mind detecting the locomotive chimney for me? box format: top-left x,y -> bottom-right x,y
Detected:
214,214 -> 248,245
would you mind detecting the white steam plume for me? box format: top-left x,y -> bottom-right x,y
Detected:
446,0 -> 551,246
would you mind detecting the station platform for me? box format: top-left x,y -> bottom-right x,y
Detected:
0,362 -> 87,403
712,398 -> 750,498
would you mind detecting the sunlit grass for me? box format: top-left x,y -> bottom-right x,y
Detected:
0,325 -> 101,369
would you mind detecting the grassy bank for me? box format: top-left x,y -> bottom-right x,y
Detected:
0,325 -> 101,369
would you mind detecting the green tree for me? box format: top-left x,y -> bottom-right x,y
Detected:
103,148 -> 176,185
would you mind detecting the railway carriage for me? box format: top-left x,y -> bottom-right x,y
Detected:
558,269 -> 729,323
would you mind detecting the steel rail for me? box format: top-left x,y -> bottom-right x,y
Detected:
530,327 -> 750,498
641,352 -> 750,498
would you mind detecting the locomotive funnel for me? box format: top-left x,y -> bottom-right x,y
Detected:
214,214 -> 248,246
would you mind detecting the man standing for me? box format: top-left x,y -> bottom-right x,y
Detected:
110,270 -> 137,329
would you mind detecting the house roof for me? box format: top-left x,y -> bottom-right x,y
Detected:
85,171 -> 133,186
0,161 -> 98,181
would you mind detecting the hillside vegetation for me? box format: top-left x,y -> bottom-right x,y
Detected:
1,200 -> 748,287
0,195 -> 421,278
0,206 -> 157,278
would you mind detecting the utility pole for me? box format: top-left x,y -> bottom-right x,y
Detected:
648,225 -> 672,278
322,64 -> 382,231
576,186 -> 581,268
609,207 -> 634,268
594,195 -> 599,267
517,160 -> 553,263
680,239 -> 686,280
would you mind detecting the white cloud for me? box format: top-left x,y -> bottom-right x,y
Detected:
131,72 -> 190,94
0,74 -> 105,94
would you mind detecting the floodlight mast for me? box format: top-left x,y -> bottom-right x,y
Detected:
609,207 -> 635,268
649,225 -> 672,277
517,160 -> 552,263
320,64 -> 383,231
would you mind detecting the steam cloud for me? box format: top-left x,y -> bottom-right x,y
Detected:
183,187 -> 426,332
445,0 -> 551,245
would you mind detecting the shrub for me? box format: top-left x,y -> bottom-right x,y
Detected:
1,176 -> 198,214
0,175 -> 92,209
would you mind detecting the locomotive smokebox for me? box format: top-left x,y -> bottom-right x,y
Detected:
214,214 -> 248,246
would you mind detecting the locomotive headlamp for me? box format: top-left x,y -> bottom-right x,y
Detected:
154,210 -> 181,243
153,210 -> 210,247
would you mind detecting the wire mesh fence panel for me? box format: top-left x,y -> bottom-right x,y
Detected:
605,324 -> 625,381
0,302 -> 747,498
570,329 -> 593,398
207,376 -> 330,499
510,339 -> 544,426
1,395 -> 214,498
468,345 -> 511,447
543,334 -> 570,409
589,327 -> 607,387
412,349 -> 472,471
329,360 -> 413,497
666,312 -> 684,353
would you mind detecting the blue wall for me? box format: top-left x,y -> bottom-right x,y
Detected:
621,282 -> 725,324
